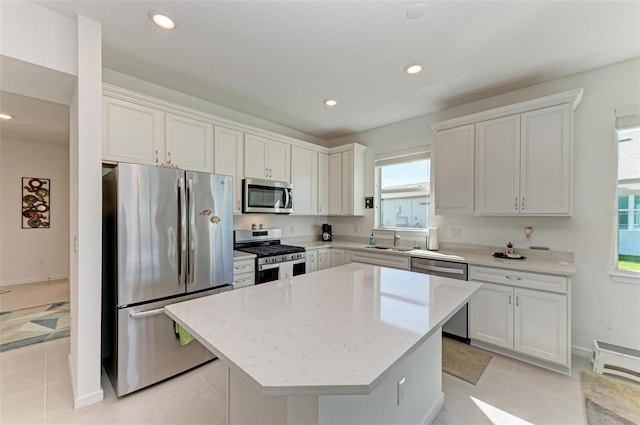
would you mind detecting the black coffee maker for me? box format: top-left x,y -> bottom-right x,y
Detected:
322,224 -> 332,242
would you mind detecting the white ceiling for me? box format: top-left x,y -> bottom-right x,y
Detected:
9,1 -> 640,142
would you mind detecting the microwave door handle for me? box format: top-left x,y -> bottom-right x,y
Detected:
284,188 -> 290,209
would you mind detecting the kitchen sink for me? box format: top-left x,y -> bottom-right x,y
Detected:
365,246 -> 414,252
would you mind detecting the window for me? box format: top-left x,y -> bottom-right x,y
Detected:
375,148 -> 430,230
616,125 -> 640,273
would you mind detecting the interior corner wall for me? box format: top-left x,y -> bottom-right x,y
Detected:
0,139 -> 70,286
328,58 -> 640,352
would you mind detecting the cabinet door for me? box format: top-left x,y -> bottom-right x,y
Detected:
291,146 -> 318,215
328,153 -> 343,215
341,150 -> 354,214
514,287 -> 568,365
330,249 -> 346,268
306,251 -> 318,273
433,125 -> 475,214
317,153 -> 329,215
165,114 -> 214,172
520,103 -> 572,214
317,248 -> 331,270
268,140 -> 291,182
476,115 -> 520,214
244,134 -> 269,179
469,282 -> 513,349
214,126 -> 244,214
103,97 -> 164,165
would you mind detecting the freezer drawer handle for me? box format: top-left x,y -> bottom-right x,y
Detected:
412,264 -> 464,275
129,308 -> 166,319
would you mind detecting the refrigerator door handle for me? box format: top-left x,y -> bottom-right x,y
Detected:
188,178 -> 196,284
178,177 -> 187,286
129,308 -> 166,319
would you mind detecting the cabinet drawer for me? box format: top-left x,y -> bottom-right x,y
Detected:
233,259 -> 255,274
351,251 -> 410,270
470,265 -> 567,293
233,271 -> 255,289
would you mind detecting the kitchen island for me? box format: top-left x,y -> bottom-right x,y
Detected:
165,263 -> 481,424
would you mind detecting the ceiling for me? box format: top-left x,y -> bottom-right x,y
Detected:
4,1 -> 640,143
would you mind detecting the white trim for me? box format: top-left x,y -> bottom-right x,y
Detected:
609,271 -> 640,285
0,275 -> 68,287
74,389 -> 104,410
572,345 -> 593,359
420,392 -> 444,425
429,88 -> 583,131
375,145 -> 430,163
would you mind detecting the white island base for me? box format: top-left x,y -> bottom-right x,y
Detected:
227,328 -> 444,425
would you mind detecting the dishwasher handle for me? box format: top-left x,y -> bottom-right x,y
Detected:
412,263 -> 465,275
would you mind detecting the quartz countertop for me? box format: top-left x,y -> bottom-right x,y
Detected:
292,240 -> 576,276
233,250 -> 256,259
164,262 -> 480,396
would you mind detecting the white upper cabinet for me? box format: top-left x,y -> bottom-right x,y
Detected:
291,146 -> 318,215
214,126 -> 244,214
103,96 -> 165,166
327,144 -> 366,216
431,89 -> 581,216
476,115 -> 521,214
165,113 -> 214,173
519,104 -> 572,214
244,134 -> 291,182
476,104 -> 572,215
317,153 -> 329,215
433,124 -> 475,215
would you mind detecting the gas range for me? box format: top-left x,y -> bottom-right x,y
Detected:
234,229 -> 306,284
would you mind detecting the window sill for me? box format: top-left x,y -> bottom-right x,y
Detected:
610,271 -> 640,285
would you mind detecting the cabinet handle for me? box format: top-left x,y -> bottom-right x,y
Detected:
505,275 -> 522,280
318,253 -> 323,261
167,151 -> 171,164
318,204 -> 322,213
436,199 -> 440,212
237,199 -> 240,210
155,150 -> 159,164
312,254 -> 315,263
508,292 -> 512,305
269,168 -> 272,178
516,292 -> 520,306
522,197 -> 526,210
514,197 -> 518,209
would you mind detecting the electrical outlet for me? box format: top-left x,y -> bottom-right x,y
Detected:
451,227 -> 463,239
397,377 -> 406,405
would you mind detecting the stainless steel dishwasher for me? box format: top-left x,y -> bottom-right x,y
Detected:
410,257 -> 470,343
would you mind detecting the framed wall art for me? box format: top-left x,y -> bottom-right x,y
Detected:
22,177 -> 50,229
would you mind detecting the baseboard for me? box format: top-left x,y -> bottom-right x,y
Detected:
421,392 -> 445,425
572,344 -> 593,359
0,275 -> 68,287
68,353 -> 104,410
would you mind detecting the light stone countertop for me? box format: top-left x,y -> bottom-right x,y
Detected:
165,262 -> 480,397
293,240 -> 576,276
233,250 -> 256,259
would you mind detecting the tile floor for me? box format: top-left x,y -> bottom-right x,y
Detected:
0,336 -> 591,425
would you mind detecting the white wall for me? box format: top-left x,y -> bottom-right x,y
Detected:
0,139 -> 69,286
329,58 -> 640,353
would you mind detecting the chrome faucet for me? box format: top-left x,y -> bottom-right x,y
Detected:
393,231 -> 401,247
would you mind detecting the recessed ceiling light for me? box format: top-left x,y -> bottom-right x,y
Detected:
405,64 -> 423,75
150,12 -> 176,30
324,99 -> 337,107
0,113 -> 13,120
406,4 -> 427,20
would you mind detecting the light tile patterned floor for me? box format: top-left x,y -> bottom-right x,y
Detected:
0,337 -> 591,425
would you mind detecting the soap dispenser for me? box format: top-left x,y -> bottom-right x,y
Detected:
369,232 -> 376,245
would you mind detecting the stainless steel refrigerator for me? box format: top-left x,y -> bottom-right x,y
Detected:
102,163 -> 233,396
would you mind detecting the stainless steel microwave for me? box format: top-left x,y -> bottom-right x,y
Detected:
243,178 -> 293,214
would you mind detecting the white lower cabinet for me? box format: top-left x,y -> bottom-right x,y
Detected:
306,250 -> 318,273
468,265 -> 570,372
306,248 -> 331,274
317,248 -> 331,270
233,257 -> 255,289
330,249 -> 351,268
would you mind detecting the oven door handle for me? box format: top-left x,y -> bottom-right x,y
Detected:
412,263 -> 465,275
259,263 -> 280,271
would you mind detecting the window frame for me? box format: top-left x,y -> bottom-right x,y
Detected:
611,116 -> 640,284
374,147 -> 430,232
